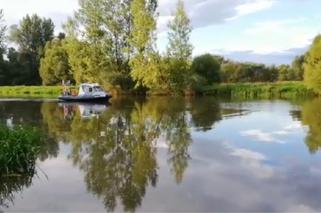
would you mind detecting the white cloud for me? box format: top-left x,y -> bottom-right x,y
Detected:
157,0 -> 276,32
273,130 -> 289,135
228,0 -> 275,20
284,122 -> 304,131
241,129 -> 285,143
241,18 -> 321,53
240,120 -> 307,144
231,148 -> 266,161
230,147 -> 274,179
0,0 -> 78,32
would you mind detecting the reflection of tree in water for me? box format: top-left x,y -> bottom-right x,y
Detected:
77,100 -> 159,212
41,102 -> 72,141
190,97 -> 222,131
0,101 -> 43,126
41,97 -> 222,211
41,99 -> 159,211
298,99 -> 321,154
166,113 -> 192,184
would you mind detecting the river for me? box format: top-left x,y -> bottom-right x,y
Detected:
1,97 -> 321,212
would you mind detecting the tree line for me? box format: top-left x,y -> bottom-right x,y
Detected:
0,0 -> 319,94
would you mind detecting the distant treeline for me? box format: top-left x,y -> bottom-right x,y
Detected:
0,0 -> 319,95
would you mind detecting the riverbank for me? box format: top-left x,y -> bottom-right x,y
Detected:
0,82 -> 315,99
0,86 -> 76,99
199,82 -> 315,99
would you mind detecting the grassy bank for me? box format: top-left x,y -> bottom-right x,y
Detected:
199,82 -> 315,99
0,82 -> 315,99
0,86 -> 75,98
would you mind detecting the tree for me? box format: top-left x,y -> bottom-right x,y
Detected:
304,35 -> 321,93
278,64 -> 293,81
129,0 -> 161,90
191,54 -> 221,85
40,38 -> 73,85
166,0 -> 193,92
73,0 -> 136,90
64,38 -> 106,85
0,9 -> 6,62
9,14 -> 54,85
1,48 -> 23,85
292,55 -> 305,81
0,9 -> 7,84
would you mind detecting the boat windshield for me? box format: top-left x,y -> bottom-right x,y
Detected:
93,86 -> 104,92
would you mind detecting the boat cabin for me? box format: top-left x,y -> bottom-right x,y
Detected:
78,83 -> 106,97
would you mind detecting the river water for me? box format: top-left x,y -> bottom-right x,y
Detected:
1,97 -> 321,212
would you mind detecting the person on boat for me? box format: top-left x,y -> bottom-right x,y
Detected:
62,80 -> 72,96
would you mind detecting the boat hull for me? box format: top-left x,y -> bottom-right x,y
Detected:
58,95 -> 112,103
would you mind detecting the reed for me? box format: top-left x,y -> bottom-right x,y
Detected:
0,125 -> 41,176
199,82 -> 315,99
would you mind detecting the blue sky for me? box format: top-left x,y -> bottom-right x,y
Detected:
0,0 -> 320,65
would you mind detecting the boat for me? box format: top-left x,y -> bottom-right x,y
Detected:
58,83 -> 112,103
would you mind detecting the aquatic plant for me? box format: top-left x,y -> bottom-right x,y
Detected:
0,125 -> 41,176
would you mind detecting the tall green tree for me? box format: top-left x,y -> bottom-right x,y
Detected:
9,14 -> 54,85
278,64 -> 293,81
0,9 -> 7,84
0,9 -> 6,62
129,0 -> 161,90
292,55 -> 305,81
40,38 -> 73,85
74,0 -> 135,89
191,54 -> 221,85
166,0 -> 193,92
1,48 -> 23,85
304,35 -> 321,93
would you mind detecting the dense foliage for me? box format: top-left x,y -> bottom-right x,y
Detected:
166,0 -> 193,93
191,54 -> 221,85
9,14 -> 54,85
304,35 -> 321,94
40,37 -> 72,85
129,0 -> 159,90
0,2 -> 318,95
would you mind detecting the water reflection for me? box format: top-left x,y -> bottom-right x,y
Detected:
296,98 -> 321,154
39,97 -> 232,211
4,97 -> 321,211
0,175 -> 33,208
40,98 -> 183,211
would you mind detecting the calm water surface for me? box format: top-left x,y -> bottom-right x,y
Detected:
1,97 -> 321,212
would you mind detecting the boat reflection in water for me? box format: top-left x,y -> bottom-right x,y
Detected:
59,102 -> 109,120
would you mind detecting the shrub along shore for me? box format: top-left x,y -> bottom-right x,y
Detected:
0,82 -> 315,99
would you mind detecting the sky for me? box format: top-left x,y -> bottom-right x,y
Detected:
0,0 -> 320,65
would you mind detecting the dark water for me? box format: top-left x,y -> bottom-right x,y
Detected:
1,97 -> 321,212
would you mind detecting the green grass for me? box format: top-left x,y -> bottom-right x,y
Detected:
0,86 -> 77,98
199,82 -> 315,99
0,82 -> 315,99
0,125 -> 41,176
